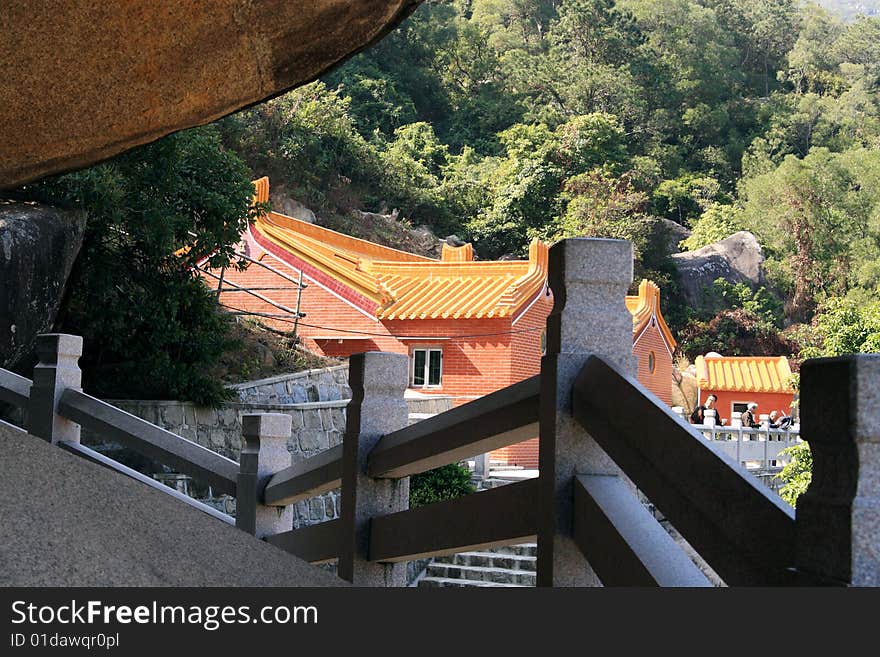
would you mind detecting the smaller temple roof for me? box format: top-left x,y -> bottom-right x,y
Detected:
695,355 -> 795,394
626,279 -> 676,349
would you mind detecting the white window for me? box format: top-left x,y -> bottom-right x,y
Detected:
412,348 -> 442,387
732,401 -> 749,415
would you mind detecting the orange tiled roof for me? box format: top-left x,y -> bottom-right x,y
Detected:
626,279 -> 676,349
367,240 -> 548,320
695,355 -> 795,394
249,177 -> 549,319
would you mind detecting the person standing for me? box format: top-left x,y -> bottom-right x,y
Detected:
690,394 -> 717,424
742,402 -> 760,429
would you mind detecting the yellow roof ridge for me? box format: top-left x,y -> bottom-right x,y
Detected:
498,239 -> 548,309
626,279 -> 676,349
441,242 -> 474,261
247,178 -> 551,320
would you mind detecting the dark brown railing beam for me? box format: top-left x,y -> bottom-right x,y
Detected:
267,519 -> 341,564
263,444 -> 343,506
369,478 -> 539,562
58,389 -> 239,497
573,475 -> 711,587
572,355 -> 796,586
0,368 -> 31,409
367,375 -> 540,479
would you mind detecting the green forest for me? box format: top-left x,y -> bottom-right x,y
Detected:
218,0 -> 880,363
18,0 -> 880,402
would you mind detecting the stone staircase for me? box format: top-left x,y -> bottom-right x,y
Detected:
416,543 -> 537,588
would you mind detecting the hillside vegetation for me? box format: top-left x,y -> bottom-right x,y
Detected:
12,0 -> 880,403
219,0 -> 880,365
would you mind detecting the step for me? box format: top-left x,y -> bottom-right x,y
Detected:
425,563 -> 537,586
493,543 -> 537,557
416,576 -> 528,588
433,551 -> 537,571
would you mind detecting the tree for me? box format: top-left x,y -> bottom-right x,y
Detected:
679,203 -> 745,250
22,126 -> 259,405
740,148 -> 876,321
543,168 -> 656,276
800,297 -> 880,359
652,174 -> 724,226
219,81 -> 384,211
678,307 -> 795,361
777,441 -> 812,507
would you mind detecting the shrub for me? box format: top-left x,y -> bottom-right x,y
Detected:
776,442 -> 812,507
409,463 -> 476,508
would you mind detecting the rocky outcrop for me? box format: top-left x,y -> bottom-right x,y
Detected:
653,217 -> 692,256
278,198 -> 317,224
0,1 -> 421,188
0,201 -> 86,368
671,231 -> 764,308
319,208 -> 444,258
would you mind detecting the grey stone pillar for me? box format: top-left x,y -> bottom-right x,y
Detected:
704,408 -> 717,428
27,333 -> 82,444
236,413 -> 294,539
797,355 -> 880,586
537,238 -> 635,587
474,452 -> 490,479
338,352 -> 410,586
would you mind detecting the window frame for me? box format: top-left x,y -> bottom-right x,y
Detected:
732,401 -> 750,416
411,347 -> 443,388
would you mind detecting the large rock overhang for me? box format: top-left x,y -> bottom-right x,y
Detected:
0,0 -> 421,188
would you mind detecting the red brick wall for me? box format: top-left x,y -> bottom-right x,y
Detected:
633,323 -> 674,405
489,288 -> 552,469
697,390 -> 795,426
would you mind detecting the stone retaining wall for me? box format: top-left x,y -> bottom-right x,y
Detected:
229,365 -> 351,404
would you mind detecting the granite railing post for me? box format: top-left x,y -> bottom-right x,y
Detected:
796,355 -> 880,586
704,408 -> 716,428
759,414 -> 771,466
672,406 -> 685,423
474,452 -> 491,480
537,238 -> 636,587
236,413 -> 293,539
27,333 -> 83,444
338,352 -> 410,586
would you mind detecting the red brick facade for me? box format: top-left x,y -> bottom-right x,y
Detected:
633,321 -> 675,406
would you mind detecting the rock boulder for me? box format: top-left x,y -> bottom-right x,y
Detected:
671,231 -> 764,308
0,0 -> 421,188
279,198 -> 317,224
653,217 -> 692,256
0,201 -> 86,368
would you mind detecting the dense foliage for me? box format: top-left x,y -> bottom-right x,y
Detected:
217,0 -> 880,363
21,127 -> 260,405
409,463 -> 477,507
777,441 -> 813,507
15,1 -> 880,402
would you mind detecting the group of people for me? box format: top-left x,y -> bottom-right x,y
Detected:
689,395 -> 792,429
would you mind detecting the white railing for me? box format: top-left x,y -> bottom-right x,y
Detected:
672,407 -> 801,471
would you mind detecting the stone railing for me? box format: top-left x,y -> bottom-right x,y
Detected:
2,237 -> 878,586
671,407 -> 801,472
